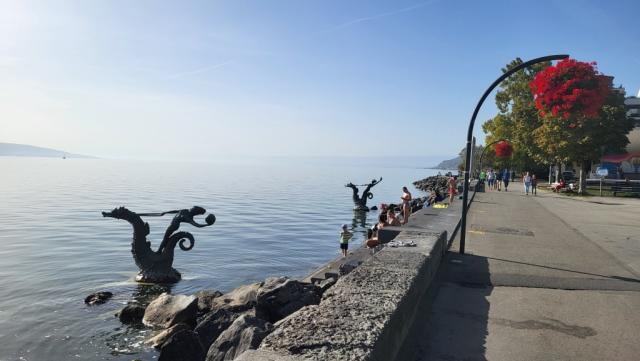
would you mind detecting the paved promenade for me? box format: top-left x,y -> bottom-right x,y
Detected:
398,185 -> 640,361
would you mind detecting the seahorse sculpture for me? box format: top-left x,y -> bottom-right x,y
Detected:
102,206 -> 216,283
345,177 -> 382,211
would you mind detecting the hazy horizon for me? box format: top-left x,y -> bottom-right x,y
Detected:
1,0 -> 639,160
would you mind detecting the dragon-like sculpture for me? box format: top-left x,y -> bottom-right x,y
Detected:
102,206 -> 215,283
345,177 -> 382,211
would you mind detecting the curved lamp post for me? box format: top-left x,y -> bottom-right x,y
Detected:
460,54 -> 569,254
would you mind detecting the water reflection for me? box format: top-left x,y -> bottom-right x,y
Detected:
352,210 -> 367,229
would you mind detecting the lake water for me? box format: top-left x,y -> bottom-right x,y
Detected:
0,157 -> 440,361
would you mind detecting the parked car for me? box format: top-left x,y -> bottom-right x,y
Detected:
562,171 -> 575,181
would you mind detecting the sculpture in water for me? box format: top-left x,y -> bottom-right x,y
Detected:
102,206 -> 216,283
345,177 -> 382,211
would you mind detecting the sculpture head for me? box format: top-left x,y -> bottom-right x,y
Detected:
205,214 -> 216,225
102,206 -> 131,219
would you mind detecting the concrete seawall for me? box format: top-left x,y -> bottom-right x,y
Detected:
237,198 -> 466,361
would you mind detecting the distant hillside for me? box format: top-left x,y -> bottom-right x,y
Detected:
431,156 -> 460,170
0,142 -> 94,158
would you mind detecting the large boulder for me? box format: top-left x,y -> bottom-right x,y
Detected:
116,303 -> 146,324
194,309 -> 239,352
146,323 -> 191,349
255,277 -> 321,323
158,329 -> 205,361
143,293 -> 198,328
209,282 -> 262,313
195,289 -> 224,315
205,315 -> 273,361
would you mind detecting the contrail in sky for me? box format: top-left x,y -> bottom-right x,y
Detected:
167,61 -> 233,79
318,0 -> 438,33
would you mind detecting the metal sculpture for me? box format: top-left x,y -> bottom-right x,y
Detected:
102,206 -> 216,283
345,177 -> 382,211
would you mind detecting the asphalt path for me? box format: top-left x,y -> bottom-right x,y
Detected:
398,185 -> 640,361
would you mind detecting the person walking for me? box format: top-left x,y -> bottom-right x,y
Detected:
496,169 -> 503,191
487,169 -> 494,191
531,174 -> 537,196
523,171 -> 532,195
503,168 -> 510,192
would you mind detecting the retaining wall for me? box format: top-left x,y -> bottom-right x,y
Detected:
237,201 -> 464,361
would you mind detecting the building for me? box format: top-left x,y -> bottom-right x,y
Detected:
626,91 -> 640,153
599,89 -> 640,178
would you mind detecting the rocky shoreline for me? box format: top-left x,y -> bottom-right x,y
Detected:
88,276 -> 324,361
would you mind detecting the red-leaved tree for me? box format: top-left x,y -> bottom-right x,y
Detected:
529,58 -> 630,194
495,141 -> 513,158
530,58 -> 609,126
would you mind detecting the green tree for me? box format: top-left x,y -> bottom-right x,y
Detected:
534,88 -> 632,193
482,58 -> 552,173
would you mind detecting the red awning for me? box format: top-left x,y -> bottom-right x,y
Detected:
601,152 -> 640,163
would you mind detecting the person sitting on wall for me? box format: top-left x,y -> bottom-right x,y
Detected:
365,228 -> 379,248
386,209 -> 402,226
376,212 -> 388,231
427,187 -> 444,206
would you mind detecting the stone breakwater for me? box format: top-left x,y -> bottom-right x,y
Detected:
413,175 -> 450,193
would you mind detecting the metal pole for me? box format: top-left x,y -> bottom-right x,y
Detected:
460,54 -> 568,254
470,136 -> 476,187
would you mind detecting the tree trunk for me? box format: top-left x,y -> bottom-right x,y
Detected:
578,160 -> 589,195
578,167 -> 584,194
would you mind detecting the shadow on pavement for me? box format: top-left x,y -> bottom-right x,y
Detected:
396,251 -> 492,361
484,256 -> 640,284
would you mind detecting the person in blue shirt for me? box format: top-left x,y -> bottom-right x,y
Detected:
503,169 -> 510,192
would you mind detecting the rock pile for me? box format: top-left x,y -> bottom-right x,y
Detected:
413,175 -> 450,193
114,277 -> 326,361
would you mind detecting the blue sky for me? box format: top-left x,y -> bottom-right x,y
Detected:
1,0 -> 639,160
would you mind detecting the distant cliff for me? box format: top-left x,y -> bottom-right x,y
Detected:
431,156 -> 460,170
0,143 -> 93,158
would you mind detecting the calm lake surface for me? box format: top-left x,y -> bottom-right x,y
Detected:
0,157 -> 440,361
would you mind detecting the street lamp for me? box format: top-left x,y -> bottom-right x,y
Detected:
459,54 -> 569,254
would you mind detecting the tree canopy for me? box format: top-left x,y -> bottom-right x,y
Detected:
482,58 -> 634,190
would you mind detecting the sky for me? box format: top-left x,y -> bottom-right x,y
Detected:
1,0 -> 639,160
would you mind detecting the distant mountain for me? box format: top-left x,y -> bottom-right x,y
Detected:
0,142 -> 94,158
431,155 -> 460,170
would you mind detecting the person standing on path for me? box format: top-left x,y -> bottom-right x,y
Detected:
487,169 -> 494,191
531,174 -> 537,195
339,224 -> 352,258
523,171 -> 532,195
503,168 -> 510,192
495,169 -> 502,191
448,175 -> 457,203
401,186 -> 412,225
